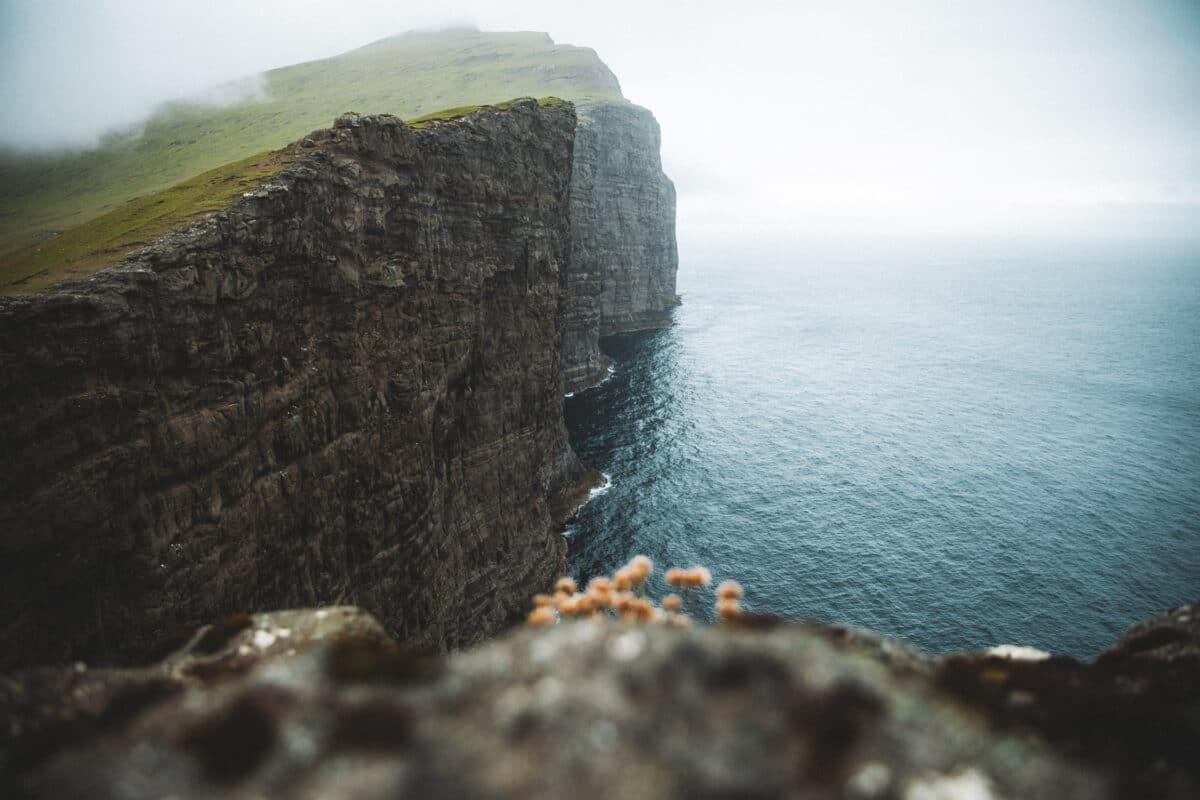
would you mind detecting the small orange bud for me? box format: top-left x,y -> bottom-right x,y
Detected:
555,576 -> 577,595
556,594 -> 575,615
528,607 -> 555,626
629,555 -> 653,581
661,594 -> 682,613
633,598 -> 655,622
664,567 -> 685,587
587,576 -> 612,593
716,597 -> 742,620
613,592 -> 636,613
612,568 -> 634,592
533,594 -> 555,608
588,586 -> 614,608
716,580 -> 743,601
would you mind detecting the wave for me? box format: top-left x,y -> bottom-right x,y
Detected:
561,472 -> 613,538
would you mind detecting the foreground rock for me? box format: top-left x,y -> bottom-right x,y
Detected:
0,102 -> 592,668
3,604 -> 1195,799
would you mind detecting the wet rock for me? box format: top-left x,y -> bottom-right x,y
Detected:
1099,601 -> 1200,663
934,603 -> 1200,799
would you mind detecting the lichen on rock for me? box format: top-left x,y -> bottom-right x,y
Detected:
4,604 -> 1196,798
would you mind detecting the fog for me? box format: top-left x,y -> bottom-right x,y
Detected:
2,0 -> 1198,238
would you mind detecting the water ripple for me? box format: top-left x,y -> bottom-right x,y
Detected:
565,240 -> 1200,658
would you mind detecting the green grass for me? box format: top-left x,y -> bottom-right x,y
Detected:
0,95 -> 576,294
0,28 -> 623,284
406,95 -> 569,126
0,151 -> 296,293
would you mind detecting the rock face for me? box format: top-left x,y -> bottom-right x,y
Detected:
0,101 -> 592,668
564,101 -> 679,391
4,604 -> 1196,799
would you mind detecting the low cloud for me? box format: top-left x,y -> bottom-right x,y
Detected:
1,0 -> 1197,237
178,73 -> 269,109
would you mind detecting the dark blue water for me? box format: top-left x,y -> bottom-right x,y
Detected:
564,237 -> 1200,658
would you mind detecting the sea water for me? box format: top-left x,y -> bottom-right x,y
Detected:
563,237 -> 1200,658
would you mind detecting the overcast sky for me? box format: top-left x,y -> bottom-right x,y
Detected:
2,0 -> 1198,239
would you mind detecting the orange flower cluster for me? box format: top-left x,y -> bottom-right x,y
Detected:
526,556 -> 745,628
664,566 -> 712,589
612,555 -> 653,594
715,580 -> 745,619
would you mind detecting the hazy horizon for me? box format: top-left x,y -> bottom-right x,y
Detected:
2,0 -> 1198,239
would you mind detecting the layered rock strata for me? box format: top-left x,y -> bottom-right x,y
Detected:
564,101 -> 679,391
0,101 -> 591,668
4,604 -> 1196,799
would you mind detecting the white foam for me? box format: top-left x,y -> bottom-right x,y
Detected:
986,644 -> 1050,661
252,630 -> 277,649
561,473 -> 614,537
904,768 -> 996,800
565,364 -> 616,397
589,472 -> 613,499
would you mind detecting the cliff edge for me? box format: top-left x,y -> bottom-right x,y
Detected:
564,101 -> 679,392
0,100 -> 591,668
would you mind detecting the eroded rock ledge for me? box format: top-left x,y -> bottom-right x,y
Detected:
3,604 -> 1196,799
0,101 -> 591,668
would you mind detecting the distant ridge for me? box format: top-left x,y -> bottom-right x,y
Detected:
0,29 -> 624,285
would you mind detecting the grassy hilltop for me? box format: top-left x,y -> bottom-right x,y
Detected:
0,28 -> 622,291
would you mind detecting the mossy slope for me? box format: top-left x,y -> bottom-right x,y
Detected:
0,97 -> 569,293
0,29 -> 621,270
0,151 -> 298,293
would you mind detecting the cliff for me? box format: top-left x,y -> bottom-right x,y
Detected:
3,604 -> 1196,798
0,100 -> 592,668
564,101 -> 679,391
0,29 -> 626,270
1,28 -> 679,390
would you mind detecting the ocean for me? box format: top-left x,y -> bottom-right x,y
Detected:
563,237 -> 1200,658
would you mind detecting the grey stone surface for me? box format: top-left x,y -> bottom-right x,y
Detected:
6,604 -> 1196,799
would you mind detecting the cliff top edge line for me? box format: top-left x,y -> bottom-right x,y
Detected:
0,28 -> 632,288
0,97 -> 574,295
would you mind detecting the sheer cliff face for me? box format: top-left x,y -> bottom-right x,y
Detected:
564,102 -> 679,392
0,101 -> 588,668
